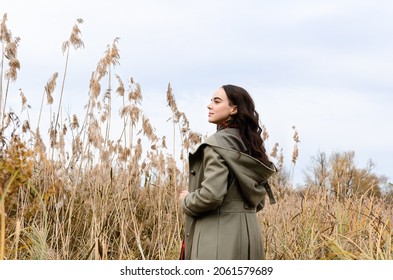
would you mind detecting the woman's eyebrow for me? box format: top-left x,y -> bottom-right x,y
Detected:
211,97 -> 223,101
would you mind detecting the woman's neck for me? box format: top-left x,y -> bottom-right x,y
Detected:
217,119 -> 238,131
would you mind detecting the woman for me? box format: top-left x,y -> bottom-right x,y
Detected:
179,84 -> 276,260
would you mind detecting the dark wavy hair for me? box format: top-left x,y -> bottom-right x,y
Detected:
222,84 -> 270,166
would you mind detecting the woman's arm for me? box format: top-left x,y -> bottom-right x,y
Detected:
181,146 -> 229,216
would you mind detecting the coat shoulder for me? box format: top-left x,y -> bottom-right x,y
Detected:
206,128 -> 247,152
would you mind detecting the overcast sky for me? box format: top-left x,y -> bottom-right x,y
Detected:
2,0 -> 393,186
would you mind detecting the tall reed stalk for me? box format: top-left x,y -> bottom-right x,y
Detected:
0,14 -> 20,131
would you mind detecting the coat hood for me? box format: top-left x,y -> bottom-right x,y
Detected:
192,136 -> 277,208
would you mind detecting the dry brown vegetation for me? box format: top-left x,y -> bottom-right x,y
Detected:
1,15 -> 392,260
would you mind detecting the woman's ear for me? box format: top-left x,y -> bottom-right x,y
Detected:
230,106 -> 238,115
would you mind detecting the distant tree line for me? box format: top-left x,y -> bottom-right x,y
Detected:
303,151 -> 391,201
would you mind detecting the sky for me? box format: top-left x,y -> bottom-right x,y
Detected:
2,0 -> 393,186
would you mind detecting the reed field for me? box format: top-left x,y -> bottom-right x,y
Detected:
1,15 -> 392,260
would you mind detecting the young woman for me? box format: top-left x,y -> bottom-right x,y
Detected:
179,84 -> 276,260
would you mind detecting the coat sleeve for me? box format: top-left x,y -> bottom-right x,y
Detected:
182,146 -> 229,217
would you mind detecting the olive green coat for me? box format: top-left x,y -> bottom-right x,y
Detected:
182,128 -> 276,260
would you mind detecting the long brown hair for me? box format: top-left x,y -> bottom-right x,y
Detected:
222,84 -> 270,166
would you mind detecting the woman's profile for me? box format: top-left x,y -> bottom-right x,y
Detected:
179,84 -> 276,260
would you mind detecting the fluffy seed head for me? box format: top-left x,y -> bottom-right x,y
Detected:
45,72 -> 58,105
1,13 -> 11,43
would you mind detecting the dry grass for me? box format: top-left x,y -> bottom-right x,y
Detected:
262,186 -> 392,260
1,14 -> 392,260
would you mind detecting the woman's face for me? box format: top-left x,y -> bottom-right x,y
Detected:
207,88 -> 237,124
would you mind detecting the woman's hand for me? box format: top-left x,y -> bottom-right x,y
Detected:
178,190 -> 189,202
